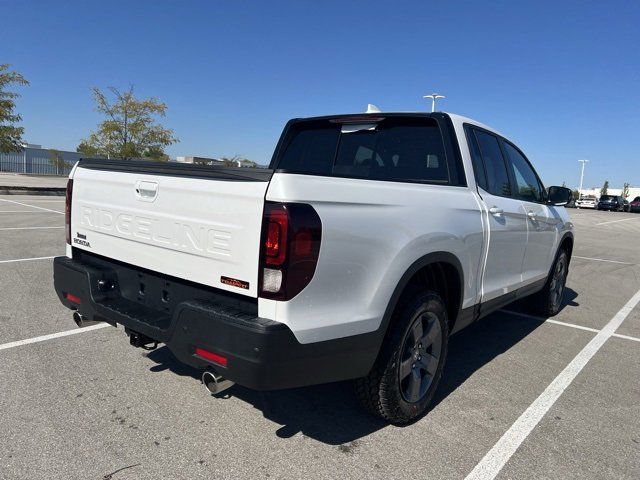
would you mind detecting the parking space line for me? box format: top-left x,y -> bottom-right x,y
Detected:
0,324 -> 110,352
611,333 -> 640,343
0,210 -> 63,213
0,226 -> 64,231
501,309 -> 640,342
501,309 -> 601,333
6,199 -> 64,202
0,256 -> 55,264
0,198 -> 64,214
573,255 -> 634,265
596,217 -> 640,226
467,288 -> 640,480
544,318 -> 599,333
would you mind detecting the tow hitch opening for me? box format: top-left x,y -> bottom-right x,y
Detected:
127,330 -> 158,350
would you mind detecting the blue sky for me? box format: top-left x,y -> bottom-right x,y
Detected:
2,0 -> 639,189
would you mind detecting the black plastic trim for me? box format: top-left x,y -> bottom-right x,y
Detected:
77,158 -> 273,182
53,255 -> 380,390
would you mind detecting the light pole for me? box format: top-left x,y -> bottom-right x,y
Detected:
578,159 -> 589,199
423,93 -> 445,112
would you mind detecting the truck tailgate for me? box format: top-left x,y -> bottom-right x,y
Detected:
70,160 -> 271,297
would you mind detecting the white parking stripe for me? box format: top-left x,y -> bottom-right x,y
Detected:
500,309 -> 640,342
573,255 -> 634,265
596,217 -> 640,226
467,288 -> 640,480
0,226 -> 64,231
0,324 -> 111,352
0,256 -> 55,264
544,318 -> 599,333
8,199 -> 64,203
0,198 -> 64,214
612,333 -> 640,343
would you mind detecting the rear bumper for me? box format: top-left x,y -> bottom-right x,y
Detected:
53,254 -> 378,390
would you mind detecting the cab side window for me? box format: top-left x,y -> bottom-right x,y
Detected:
502,141 -> 544,203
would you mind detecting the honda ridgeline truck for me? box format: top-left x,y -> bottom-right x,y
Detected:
54,112 -> 574,424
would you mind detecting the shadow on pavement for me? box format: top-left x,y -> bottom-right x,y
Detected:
145,288 -> 579,445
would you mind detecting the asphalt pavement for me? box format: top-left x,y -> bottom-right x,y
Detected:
0,197 -> 638,480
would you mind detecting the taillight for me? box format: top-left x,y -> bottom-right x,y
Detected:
65,179 -> 73,245
259,202 -> 321,301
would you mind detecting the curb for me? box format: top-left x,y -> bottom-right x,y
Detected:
0,186 -> 66,196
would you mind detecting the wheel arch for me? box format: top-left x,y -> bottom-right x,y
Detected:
559,231 -> 574,258
379,251 -> 465,341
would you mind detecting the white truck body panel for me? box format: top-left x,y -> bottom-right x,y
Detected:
264,173 -> 485,343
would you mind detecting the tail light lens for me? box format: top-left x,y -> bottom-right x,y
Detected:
65,179 -> 73,245
259,202 -> 321,301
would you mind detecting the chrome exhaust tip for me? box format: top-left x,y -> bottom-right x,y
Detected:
202,370 -> 235,395
73,311 -> 101,328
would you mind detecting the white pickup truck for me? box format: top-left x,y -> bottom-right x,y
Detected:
54,111 -> 574,424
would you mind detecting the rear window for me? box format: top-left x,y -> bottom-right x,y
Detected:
275,117 -> 452,184
600,195 -> 615,201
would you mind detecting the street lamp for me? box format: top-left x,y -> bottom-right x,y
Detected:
578,159 -> 589,199
423,93 -> 445,112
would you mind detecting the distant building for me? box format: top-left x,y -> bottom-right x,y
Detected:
175,156 -> 259,168
0,144 -> 88,176
175,156 -> 225,166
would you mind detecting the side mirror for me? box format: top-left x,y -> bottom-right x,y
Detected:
548,186 -> 572,206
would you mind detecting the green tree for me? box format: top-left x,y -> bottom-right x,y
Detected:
572,190 -> 580,201
600,180 -> 609,196
78,86 -> 177,160
48,149 -> 69,174
622,182 -> 630,199
76,140 -> 100,157
0,64 -> 29,153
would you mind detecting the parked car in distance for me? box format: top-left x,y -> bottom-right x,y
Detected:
623,199 -> 630,212
54,111 -> 574,424
630,197 -> 640,213
597,195 -> 625,211
576,195 -> 597,209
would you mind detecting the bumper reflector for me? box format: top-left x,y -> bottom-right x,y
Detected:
195,347 -> 228,367
65,293 -> 81,304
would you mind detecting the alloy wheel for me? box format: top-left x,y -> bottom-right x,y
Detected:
399,312 -> 443,403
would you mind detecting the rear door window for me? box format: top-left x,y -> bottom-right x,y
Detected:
472,130 -> 511,197
275,117 -> 451,184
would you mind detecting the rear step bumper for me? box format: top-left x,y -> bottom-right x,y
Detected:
53,256 -> 378,390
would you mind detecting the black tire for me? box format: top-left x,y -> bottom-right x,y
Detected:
355,290 -> 449,425
530,249 -> 569,317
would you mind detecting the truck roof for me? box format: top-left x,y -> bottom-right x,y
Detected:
292,111 -> 504,138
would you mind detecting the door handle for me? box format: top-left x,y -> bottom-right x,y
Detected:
527,210 -> 537,220
489,207 -> 504,215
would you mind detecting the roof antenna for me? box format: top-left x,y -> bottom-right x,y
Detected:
423,93 -> 445,112
366,103 -> 382,113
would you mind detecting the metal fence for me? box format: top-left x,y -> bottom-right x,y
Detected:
0,147 -> 82,176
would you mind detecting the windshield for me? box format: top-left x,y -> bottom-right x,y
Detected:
600,195 -> 615,202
